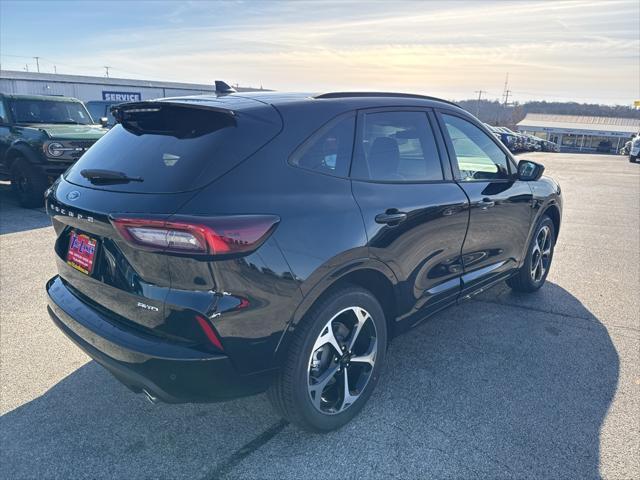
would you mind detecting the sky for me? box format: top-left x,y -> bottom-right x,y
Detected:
1,0 -> 638,105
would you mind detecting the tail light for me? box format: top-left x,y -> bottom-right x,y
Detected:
111,215 -> 279,256
195,315 -> 224,351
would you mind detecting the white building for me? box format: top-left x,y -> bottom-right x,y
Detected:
0,70 -> 263,103
517,113 -> 640,153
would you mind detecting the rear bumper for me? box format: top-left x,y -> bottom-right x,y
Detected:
46,275 -> 274,403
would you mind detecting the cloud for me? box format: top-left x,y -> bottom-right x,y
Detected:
3,0 -> 638,103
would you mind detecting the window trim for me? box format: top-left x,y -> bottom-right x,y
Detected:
349,106 -> 450,184
434,108 -> 518,183
287,111 -> 357,179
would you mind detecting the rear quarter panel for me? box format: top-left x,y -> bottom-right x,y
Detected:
174,101 -> 368,373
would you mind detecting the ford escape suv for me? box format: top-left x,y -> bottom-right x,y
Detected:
45,91 -> 562,431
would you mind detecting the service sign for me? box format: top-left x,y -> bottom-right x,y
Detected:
102,91 -> 141,102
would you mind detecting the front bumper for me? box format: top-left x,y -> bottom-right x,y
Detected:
33,161 -> 73,182
46,275 -> 273,402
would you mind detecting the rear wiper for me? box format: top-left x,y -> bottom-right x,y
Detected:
81,169 -> 143,184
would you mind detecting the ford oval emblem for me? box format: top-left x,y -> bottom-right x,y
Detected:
67,191 -> 80,201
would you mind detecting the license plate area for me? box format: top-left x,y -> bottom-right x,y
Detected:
66,230 -> 98,275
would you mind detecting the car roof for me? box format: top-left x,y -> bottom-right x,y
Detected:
0,93 -> 82,103
158,91 -> 465,113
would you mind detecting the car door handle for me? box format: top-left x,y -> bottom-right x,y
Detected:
479,198 -> 495,210
375,211 -> 407,225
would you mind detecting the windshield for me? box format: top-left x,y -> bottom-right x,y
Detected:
8,98 -> 93,125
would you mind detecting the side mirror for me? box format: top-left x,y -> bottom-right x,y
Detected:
517,159 -> 544,181
99,117 -> 109,128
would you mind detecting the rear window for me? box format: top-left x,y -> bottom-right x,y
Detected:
65,103 -> 282,193
288,113 -> 355,177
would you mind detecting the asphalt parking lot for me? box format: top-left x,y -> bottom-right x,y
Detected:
0,152 -> 638,479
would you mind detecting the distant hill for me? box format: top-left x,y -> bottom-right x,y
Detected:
457,99 -> 640,129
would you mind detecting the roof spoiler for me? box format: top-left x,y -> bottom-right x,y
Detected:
111,101 -> 236,123
215,80 -> 236,95
110,101 -> 237,137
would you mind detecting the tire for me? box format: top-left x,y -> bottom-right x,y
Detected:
630,155 -> 638,163
268,285 -> 387,432
507,215 -> 555,293
10,157 -> 47,208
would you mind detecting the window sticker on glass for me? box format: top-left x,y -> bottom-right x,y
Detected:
324,153 -> 337,168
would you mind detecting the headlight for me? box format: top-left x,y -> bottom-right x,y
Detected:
46,142 -> 65,157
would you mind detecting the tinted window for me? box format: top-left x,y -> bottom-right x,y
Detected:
7,99 -> 92,125
442,114 -> 510,181
65,103 -> 282,193
86,103 -> 105,123
0,101 -> 6,123
352,111 -> 443,182
87,102 -> 119,126
289,114 -> 355,177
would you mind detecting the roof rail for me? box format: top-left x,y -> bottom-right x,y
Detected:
314,91 -> 460,107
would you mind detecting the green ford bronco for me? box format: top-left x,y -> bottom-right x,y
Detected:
0,94 -> 108,207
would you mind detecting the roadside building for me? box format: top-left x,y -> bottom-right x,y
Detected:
0,70 -> 264,103
517,113 -> 640,153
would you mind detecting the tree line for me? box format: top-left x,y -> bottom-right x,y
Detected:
457,99 -> 640,129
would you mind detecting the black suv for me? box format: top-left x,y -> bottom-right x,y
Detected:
45,92 -> 562,431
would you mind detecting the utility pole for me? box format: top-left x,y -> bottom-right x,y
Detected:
474,89 -> 487,117
53,65 -> 57,74
501,73 -> 509,100
503,89 -> 512,107
497,73 -> 511,125
24,64 -> 29,72
104,66 -> 111,78
33,57 -> 40,73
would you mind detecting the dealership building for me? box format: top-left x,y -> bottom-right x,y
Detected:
0,70 -> 263,103
517,113 -> 640,153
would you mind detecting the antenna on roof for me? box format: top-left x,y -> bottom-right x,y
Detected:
215,80 -> 236,95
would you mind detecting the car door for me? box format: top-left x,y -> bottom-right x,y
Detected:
437,111 -> 533,295
350,108 -> 469,323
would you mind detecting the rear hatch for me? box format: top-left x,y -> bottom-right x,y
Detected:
65,98 -> 281,193
48,97 -> 282,348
